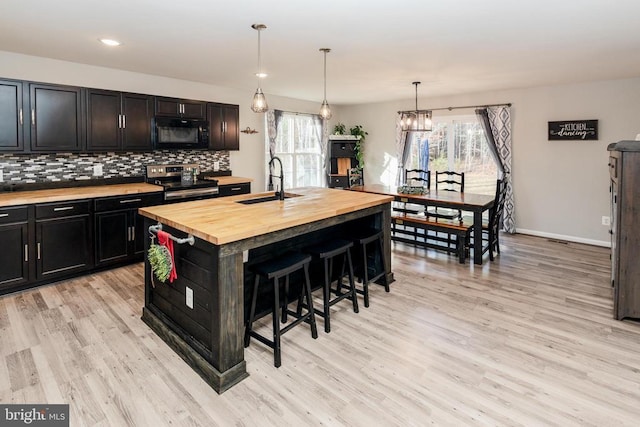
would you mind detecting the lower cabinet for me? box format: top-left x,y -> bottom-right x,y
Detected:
0,206 -> 30,290
35,200 -> 93,280
218,182 -> 251,197
94,193 -> 163,267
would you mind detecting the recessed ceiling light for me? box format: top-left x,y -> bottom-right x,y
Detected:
99,38 -> 121,47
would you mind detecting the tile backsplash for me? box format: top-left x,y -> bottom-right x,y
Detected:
0,150 -> 230,184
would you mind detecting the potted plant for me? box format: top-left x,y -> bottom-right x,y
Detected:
333,122 -> 346,135
350,125 -> 368,169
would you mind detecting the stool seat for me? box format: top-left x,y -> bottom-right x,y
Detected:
303,238 -> 358,333
351,228 -> 389,308
245,251 -> 318,368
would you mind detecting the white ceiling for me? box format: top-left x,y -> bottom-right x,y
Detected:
2,0 -> 640,105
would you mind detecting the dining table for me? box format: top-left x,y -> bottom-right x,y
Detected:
349,184 -> 496,265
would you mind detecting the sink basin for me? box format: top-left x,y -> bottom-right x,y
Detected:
236,193 -> 301,205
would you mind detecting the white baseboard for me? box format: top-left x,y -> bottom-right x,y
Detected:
515,228 -> 611,248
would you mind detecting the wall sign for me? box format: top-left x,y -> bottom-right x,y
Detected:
548,120 -> 598,140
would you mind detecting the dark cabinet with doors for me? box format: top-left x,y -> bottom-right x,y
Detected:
208,103 -> 239,151
87,90 -> 153,151
328,137 -> 361,188
0,206 -> 31,290
34,200 -> 93,280
94,193 -> 162,267
28,83 -> 84,152
608,141 -> 640,320
0,79 -> 24,151
155,97 -> 206,119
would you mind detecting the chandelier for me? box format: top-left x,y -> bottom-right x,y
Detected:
399,81 -> 432,131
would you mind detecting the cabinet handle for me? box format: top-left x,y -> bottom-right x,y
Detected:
31,109 -> 35,126
53,206 -> 74,212
130,226 -> 135,242
119,198 -> 142,204
19,108 -> 23,125
37,242 -> 41,260
223,122 -> 227,133
122,114 -> 126,129
24,244 -> 28,262
231,187 -> 242,191
0,213 -> 8,218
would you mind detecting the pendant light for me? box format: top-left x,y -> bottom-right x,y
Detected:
319,48 -> 332,120
399,81 -> 432,131
251,24 -> 268,113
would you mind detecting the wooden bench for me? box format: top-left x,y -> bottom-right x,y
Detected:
391,213 -> 472,263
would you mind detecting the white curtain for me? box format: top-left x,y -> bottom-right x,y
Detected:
266,109 -> 283,190
395,113 -> 409,185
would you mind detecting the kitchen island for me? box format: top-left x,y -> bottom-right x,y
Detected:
138,187 -> 393,393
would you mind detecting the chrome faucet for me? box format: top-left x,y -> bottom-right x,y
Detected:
268,156 -> 285,200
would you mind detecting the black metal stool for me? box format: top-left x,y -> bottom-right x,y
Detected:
304,239 -> 359,333
244,252 -> 318,368
352,228 -> 390,307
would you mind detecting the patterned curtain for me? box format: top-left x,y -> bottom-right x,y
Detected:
476,106 -> 515,233
395,113 -> 409,185
266,109 -> 283,190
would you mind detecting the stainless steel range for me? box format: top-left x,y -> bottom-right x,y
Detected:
146,163 -> 219,202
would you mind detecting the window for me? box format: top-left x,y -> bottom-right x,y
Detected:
270,113 -> 324,190
405,114 -> 497,195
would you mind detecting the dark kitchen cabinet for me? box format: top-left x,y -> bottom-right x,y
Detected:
155,97 -> 205,119
0,206 -> 30,290
35,200 -> 93,280
608,141 -> 640,320
0,79 -> 24,151
328,137 -> 361,188
87,89 -> 153,151
94,193 -> 162,266
218,182 -> 251,197
28,83 -> 84,152
208,103 -> 239,151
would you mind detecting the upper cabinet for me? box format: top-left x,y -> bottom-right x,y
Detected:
87,90 -> 152,151
28,83 -> 84,152
208,103 -> 239,151
155,97 -> 206,119
0,79 -> 24,151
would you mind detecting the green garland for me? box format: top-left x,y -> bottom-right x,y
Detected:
148,243 -> 172,283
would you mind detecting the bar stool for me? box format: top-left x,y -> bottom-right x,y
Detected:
352,228 -> 390,307
244,252 -> 318,368
304,239 -> 359,333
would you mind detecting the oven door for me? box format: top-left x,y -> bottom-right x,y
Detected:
164,186 -> 219,203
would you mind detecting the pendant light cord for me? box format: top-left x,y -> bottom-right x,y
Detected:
323,50 -> 327,101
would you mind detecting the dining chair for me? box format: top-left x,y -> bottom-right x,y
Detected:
348,167 -> 364,187
396,169 -> 430,215
473,178 -> 507,261
426,171 -> 465,221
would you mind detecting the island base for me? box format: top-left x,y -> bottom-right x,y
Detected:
142,307 -> 249,394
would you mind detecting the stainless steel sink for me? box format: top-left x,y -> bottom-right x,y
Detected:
236,193 -> 301,205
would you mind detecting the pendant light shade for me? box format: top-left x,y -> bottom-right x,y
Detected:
399,82 -> 432,131
251,24 -> 268,113
319,48 -> 332,120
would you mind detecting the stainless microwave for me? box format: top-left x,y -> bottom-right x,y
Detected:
153,117 -> 209,149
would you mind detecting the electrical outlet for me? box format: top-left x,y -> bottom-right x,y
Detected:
186,287 -> 194,309
213,161 -> 220,171
602,216 -> 611,226
93,164 -> 103,176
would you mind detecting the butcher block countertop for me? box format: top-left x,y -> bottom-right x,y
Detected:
0,183 -> 163,208
138,187 -> 393,245
208,176 -> 252,186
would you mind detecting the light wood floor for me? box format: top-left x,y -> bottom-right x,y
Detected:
2,234 -> 640,426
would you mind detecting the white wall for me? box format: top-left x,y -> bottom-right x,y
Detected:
0,50 -> 320,193
337,78 -> 640,246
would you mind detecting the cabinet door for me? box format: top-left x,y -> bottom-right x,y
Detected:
207,104 -> 224,150
36,215 -> 92,279
87,89 -> 120,151
122,93 -> 152,151
0,223 -> 29,289
95,210 -> 130,266
222,104 -> 239,150
29,83 -> 83,151
132,211 -> 146,256
181,100 -> 206,119
218,183 -> 251,197
155,97 -> 181,116
0,79 -> 24,151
